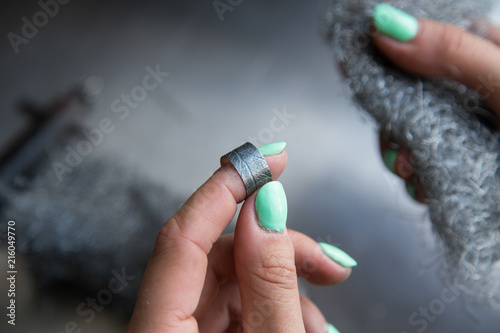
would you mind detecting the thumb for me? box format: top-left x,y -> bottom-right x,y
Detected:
234,181 -> 305,333
372,4 -> 500,117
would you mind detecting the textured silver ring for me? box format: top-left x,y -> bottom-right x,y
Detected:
221,142 -> 272,197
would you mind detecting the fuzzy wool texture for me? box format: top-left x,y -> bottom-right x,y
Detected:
327,0 -> 500,307
0,148 -> 181,316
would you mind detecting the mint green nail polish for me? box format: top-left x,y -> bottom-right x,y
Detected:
255,181 -> 287,232
407,180 -> 417,199
258,142 -> 287,156
373,4 -> 419,42
319,242 -> 357,268
383,149 -> 398,174
326,323 -> 340,333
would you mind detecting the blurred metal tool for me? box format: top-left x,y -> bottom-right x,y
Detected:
0,76 -> 103,186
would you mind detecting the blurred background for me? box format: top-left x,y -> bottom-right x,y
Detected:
1,0 -> 500,332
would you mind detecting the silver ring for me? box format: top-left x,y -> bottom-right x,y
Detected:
221,142 -> 272,197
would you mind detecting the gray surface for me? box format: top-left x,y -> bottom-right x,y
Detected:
1,0 -> 500,332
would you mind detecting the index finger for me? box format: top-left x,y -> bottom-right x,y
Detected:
125,143 -> 288,332
372,7 -> 500,117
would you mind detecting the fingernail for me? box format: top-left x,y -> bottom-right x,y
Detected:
255,181 -> 287,232
258,142 -> 287,156
373,4 -> 419,42
319,242 -> 357,268
407,179 -> 417,200
325,323 -> 340,333
383,148 -> 398,174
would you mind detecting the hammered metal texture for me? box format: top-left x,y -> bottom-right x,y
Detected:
222,142 -> 272,197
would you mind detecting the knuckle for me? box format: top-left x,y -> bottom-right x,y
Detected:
154,309 -> 196,331
437,24 -> 476,79
431,23 -> 476,80
150,218 -> 179,259
252,250 -> 298,290
441,24 -> 466,56
157,216 -> 179,244
153,216 -> 203,258
164,308 -> 191,324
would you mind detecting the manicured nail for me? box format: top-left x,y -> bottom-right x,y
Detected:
258,142 -> 287,156
383,148 -> 398,174
326,323 -> 340,333
255,181 -> 287,232
373,4 -> 419,42
319,242 -> 357,268
407,179 -> 417,200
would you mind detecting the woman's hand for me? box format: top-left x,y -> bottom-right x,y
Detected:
372,4 -> 500,201
124,145 -> 353,332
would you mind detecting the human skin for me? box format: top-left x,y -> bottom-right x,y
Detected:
124,148 -> 351,333
374,17 -> 500,200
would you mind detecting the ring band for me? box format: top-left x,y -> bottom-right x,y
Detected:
221,142 -> 272,197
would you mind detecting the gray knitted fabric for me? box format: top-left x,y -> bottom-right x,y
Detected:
327,0 -> 500,307
0,147 -> 181,316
